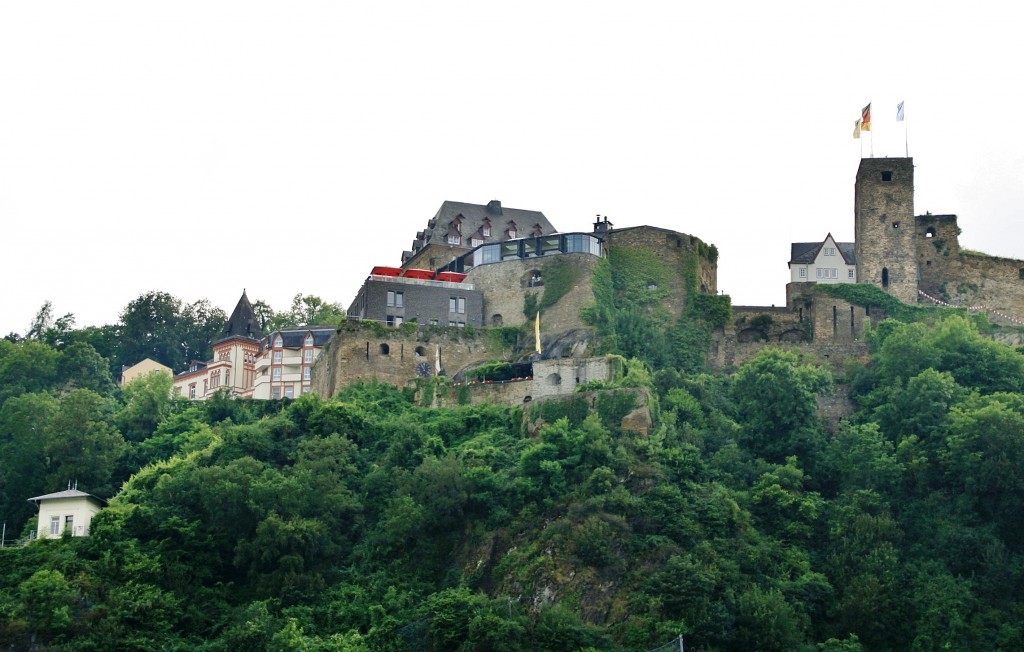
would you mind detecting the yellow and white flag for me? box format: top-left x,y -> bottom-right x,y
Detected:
853,119 -> 862,139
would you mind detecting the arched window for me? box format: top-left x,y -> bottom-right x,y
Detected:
925,227 -> 936,238
274,335 -> 283,348
379,343 -> 390,356
305,334 -> 314,346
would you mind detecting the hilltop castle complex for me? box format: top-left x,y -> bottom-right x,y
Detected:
160,157 -> 1023,405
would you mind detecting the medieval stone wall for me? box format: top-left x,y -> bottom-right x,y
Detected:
603,227 -> 718,319
431,357 -> 615,409
311,324 -> 508,398
466,253 -> 601,332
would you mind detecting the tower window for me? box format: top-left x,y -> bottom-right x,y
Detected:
882,268 -> 889,288
881,171 -> 893,182
892,222 -> 900,229
925,227 -> 936,238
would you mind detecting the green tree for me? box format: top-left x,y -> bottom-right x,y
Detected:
16,569 -> 78,642
732,348 -> 832,464
43,389 -> 128,497
117,291 -> 226,373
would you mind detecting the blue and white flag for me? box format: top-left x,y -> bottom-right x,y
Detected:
897,101 -> 905,122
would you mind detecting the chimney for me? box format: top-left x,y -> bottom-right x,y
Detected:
486,200 -> 502,216
593,215 -> 613,234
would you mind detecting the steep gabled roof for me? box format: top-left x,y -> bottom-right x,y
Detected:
217,290 -> 263,342
789,234 -> 856,266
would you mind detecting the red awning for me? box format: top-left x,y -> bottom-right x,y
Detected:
434,272 -> 467,283
401,268 -> 434,279
370,266 -> 402,277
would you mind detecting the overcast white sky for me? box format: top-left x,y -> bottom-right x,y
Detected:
2,1 -> 1022,336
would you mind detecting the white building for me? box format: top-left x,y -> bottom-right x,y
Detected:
28,489 -> 107,539
789,233 -> 857,284
251,327 -> 334,399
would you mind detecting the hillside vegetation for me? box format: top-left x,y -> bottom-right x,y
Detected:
2,288 -> 1024,650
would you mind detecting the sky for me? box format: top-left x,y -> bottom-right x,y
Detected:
2,1 -> 1022,336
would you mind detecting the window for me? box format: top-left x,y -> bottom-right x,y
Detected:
387,291 -> 404,307
482,223 -> 490,237
304,349 -> 313,363
386,315 -> 395,327
448,234 -> 461,245
881,170 -> 893,182
507,229 -> 516,239
302,386 -> 311,394
274,335 -> 283,347
394,316 -> 404,326
273,350 -> 282,363
273,368 -> 281,381
65,515 -> 73,534
457,321 -> 465,328
816,268 -> 823,279
305,334 -> 314,346
449,297 -> 465,314
272,387 -> 281,399
50,516 -> 60,536
284,386 -> 294,399
303,367 -> 311,381
429,319 -> 439,326
848,269 -> 855,279
189,384 -> 196,400
823,247 -> 836,256
799,268 -> 806,278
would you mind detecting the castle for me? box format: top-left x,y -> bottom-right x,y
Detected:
163,157 -> 1024,404
312,157 -> 1024,404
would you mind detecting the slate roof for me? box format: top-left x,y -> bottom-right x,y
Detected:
28,489 -> 108,506
263,326 -> 335,351
217,290 -> 263,342
789,235 -> 856,266
403,200 -> 557,264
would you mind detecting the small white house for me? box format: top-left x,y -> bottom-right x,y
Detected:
27,489 -> 107,539
789,233 -> 857,284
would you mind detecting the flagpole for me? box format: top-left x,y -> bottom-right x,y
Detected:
905,117 -> 910,157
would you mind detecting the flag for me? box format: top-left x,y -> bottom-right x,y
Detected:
435,344 -> 441,375
896,101 -> 905,121
861,103 -> 871,131
853,119 -> 861,139
534,311 -> 542,354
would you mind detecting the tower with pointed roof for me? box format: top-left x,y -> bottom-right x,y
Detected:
171,291 -> 264,399
211,290 -> 263,394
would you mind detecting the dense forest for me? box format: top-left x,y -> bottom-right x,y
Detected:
2,288 -> 1024,651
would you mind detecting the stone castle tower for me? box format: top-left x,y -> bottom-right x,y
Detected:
854,157 -> 919,302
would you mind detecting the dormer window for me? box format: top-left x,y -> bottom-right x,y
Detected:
274,335 -> 283,348
533,224 -> 543,236
448,233 -> 462,245
304,334 -> 314,346
470,237 -> 483,247
482,220 -> 491,237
